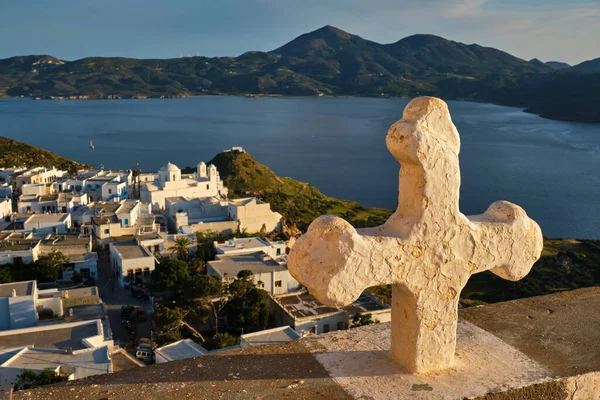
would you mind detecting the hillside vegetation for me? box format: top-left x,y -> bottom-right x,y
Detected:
1,26 -> 598,122
0,136 -> 90,173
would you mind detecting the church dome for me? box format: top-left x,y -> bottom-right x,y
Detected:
159,162 -> 180,172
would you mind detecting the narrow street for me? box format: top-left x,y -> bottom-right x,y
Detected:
97,252 -> 153,349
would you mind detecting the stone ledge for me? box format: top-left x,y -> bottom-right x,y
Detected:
11,287 -> 600,400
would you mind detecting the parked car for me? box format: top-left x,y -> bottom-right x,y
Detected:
135,349 -> 154,362
136,306 -> 148,322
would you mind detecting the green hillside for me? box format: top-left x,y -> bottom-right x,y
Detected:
0,25 -> 597,122
0,136 -> 90,173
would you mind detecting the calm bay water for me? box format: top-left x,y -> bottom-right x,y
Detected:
0,96 -> 598,239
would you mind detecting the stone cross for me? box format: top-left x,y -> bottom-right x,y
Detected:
288,97 -> 543,374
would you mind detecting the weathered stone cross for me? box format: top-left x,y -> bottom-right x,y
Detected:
288,97 -> 543,373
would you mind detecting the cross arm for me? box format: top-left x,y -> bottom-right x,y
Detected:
465,201 -> 543,280
288,215 -> 407,308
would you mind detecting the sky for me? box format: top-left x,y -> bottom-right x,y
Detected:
0,0 -> 598,65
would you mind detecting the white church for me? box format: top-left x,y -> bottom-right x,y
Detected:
140,161 -> 228,211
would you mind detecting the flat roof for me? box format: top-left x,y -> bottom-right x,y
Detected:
209,252 -> 286,278
155,339 -> 208,362
116,200 -> 138,214
0,280 -> 35,298
112,240 -> 153,260
25,213 -> 68,223
276,292 -> 341,320
214,237 -> 272,253
0,320 -> 100,351
241,326 -> 301,346
41,234 -> 90,246
342,291 -> 390,315
4,347 -> 111,378
0,239 -> 40,252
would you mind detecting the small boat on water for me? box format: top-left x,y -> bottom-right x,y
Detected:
90,140 -> 94,150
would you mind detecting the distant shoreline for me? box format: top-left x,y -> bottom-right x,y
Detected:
4,92 -> 596,124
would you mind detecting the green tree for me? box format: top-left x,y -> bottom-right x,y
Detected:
171,237 -> 192,260
151,259 -> 189,292
351,313 -> 378,328
71,271 -> 83,283
28,251 -> 68,282
189,258 -> 206,274
213,332 -> 240,349
152,306 -> 184,345
0,265 -> 13,283
14,369 -> 69,391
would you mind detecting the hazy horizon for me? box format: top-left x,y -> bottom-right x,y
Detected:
1,0 -> 598,65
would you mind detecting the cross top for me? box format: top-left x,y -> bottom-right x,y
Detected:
288,97 -> 543,373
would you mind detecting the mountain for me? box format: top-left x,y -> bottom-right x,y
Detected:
0,136 -> 90,173
0,25 -> 597,122
545,61 -> 571,70
568,57 -> 600,73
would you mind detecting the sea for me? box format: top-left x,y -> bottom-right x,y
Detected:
0,96 -> 598,239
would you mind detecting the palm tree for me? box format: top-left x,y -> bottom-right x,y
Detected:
171,237 -> 191,260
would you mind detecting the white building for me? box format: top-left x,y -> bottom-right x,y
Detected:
166,196 -> 281,235
89,200 -> 156,247
270,291 -> 391,336
0,319 -> 130,386
240,326 -> 300,348
109,240 -> 156,285
13,167 -> 67,194
0,281 -> 39,331
17,194 -> 59,214
207,251 -> 299,296
214,237 -> 286,260
57,192 -> 88,210
23,213 -> 71,234
39,234 -> 98,281
0,183 -> 13,199
140,162 -> 227,211
0,198 -> 11,219
101,180 -> 128,202
0,236 -> 41,266
154,339 -> 208,364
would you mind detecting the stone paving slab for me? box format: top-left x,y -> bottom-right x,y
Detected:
303,321 -> 550,400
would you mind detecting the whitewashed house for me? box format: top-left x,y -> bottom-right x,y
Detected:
166,196 -> 281,235
270,291 -> 391,336
0,198 -> 11,219
140,162 -> 227,211
109,240 -> 156,285
17,194 -> 59,214
23,214 -> 71,234
39,234 -> 98,281
207,251 -> 299,296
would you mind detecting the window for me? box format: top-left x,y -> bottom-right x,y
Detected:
275,280 -> 282,287
323,324 -> 330,333
124,218 -> 129,226
309,326 -> 316,334
95,184 -> 100,188
337,321 -> 344,331
276,248 -> 281,256
104,229 -> 109,234
108,189 -> 112,194
206,184 -> 209,190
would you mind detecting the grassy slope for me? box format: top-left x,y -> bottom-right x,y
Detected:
0,136 -> 90,173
